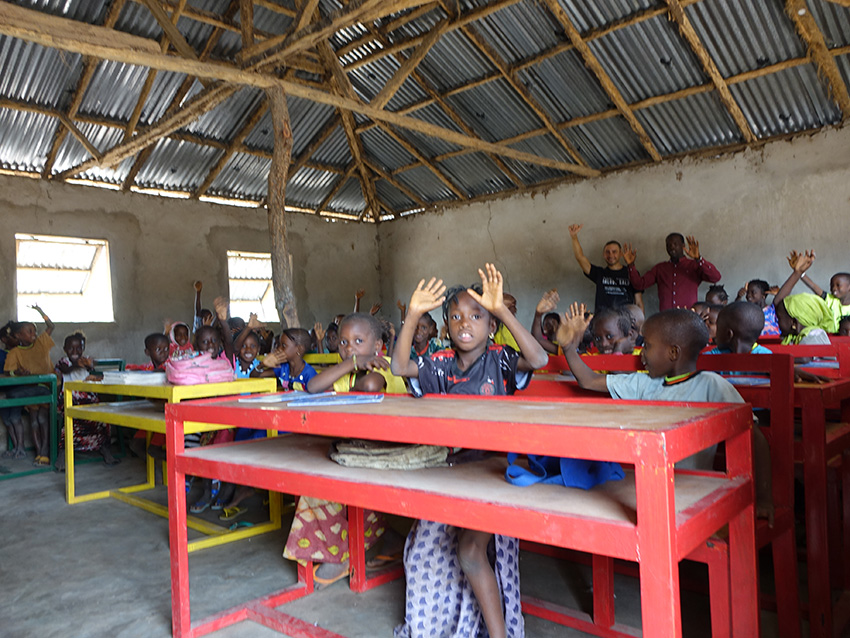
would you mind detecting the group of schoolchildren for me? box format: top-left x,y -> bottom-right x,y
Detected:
3,228 -> 849,638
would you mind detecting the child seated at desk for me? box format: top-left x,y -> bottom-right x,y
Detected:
55,331 -> 118,469
391,263 -> 548,638
3,305 -> 55,465
281,312 -> 407,587
257,327 -> 317,390
125,333 -> 170,371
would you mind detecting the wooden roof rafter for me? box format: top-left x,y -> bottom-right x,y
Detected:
313,162 -> 357,215
662,0 -> 756,143
540,0 -> 662,162
785,0 -> 850,120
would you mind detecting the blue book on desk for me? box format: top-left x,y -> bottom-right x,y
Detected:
288,394 -> 385,407
237,391 -> 336,404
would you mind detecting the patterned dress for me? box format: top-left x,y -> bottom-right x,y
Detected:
56,359 -> 109,452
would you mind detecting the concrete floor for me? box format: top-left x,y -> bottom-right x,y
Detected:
0,451 -> 786,638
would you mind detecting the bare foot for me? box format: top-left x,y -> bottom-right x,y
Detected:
1,449 -> 15,459
55,455 -> 66,472
14,448 -> 26,459
101,445 -> 120,466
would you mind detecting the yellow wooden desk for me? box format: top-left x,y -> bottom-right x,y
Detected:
64,377 -> 278,551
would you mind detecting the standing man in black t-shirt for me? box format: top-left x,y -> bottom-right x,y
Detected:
569,224 -> 643,312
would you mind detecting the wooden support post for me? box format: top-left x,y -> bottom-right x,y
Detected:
266,85 -> 300,328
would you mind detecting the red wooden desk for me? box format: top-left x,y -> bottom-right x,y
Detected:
165,394 -> 756,638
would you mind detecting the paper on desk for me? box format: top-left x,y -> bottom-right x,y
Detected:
237,391 -> 336,403
287,393 -> 385,407
725,376 -> 770,386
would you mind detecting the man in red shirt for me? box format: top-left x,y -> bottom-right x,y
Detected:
624,233 -> 721,311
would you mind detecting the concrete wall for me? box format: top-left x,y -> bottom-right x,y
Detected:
0,176 -> 380,365
378,125 -> 850,326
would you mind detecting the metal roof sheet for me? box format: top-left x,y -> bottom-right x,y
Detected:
52,122 -> 134,184
415,30 -> 496,93
808,0 -> 850,48
395,165 -> 458,203
208,151 -> 271,200
556,0 -> 658,33
135,137 -> 223,190
686,0 -> 804,78
346,56 -> 430,112
635,90 -> 742,155
79,60 -> 147,122
328,176 -> 366,214
286,166 -> 339,208
474,2 -> 561,65
729,63 -> 842,138
184,86 -> 265,141
446,79 -> 543,143
0,37 -> 83,110
139,71 -> 189,126
588,14 -> 707,103
563,116 -> 651,169
359,126 -> 417,172
517,49 -> 614,123
0,108 -> 58,172
375,178 -> 416,211
438,152 -> 511,197
312,125 -> 352,167
838,53 -> 850,91
392,103 -> 463,158
502,134 -> 574,184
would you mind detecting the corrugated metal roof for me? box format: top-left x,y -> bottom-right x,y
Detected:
139,71 -> 189,126
589,14 -> 707,103
0,108 -> 58,172
730,63 -> 842,138
359,127 -> 417,172
473,2 -> 561,65
328,176 -> 366,214
79,60 -> 147,122
286,166 -> 339,208
446,79 -> 543,143
686,0 -> 804,77
392,103 -> 463,158
517,49 -> 613,123
395,165 -> 457,203
243,97 -> 335,156
346,56 -> 430,112
556,0 -> 658,33
13,0 -> 109,23
502,134 -> 574,184
0,37 -> 82,110
439,152 -> 511,197
375,178 -> 416,211
808,0 -> 850,49
838,53 -> 850,92
563,116 -> 650,169
416,30 -> 496,92
312,125 -> 352,167
184,86 -> 265,141
135,138 -> 223,191
208,152 -> 271,200
635,90 -> 742,155
52,122 -> 134,184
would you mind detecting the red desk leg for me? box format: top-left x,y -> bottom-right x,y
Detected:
726,428 -> 758,637
167,415 -> 191,638
801,390 -> 832,638
634,436 -> 681,637
348,506 -> 366,592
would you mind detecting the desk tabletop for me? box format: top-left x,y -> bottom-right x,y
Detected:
168,394 -> 751,464
65,377 -> 276,401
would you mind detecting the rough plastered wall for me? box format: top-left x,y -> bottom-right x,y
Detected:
378,125 -> 850,325
0,175 -> 379,366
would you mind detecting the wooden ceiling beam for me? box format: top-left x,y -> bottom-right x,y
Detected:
254,0 -> 296,18
317,40 -> 384,221
334,1 -> 439,58
291,0 -> 321,37
139,0 -> 200,63
541,0 -> 662,162
239,0 -> 254,48
0,1 -> 599,177
290,113 -> 341,176
245,0 -> 430,69
57,113 -> 102,161
194,100 -> 269,198
41,0 -> 127,178
785,0 -> 850,120
460,23 -> 590,170
663,0 -> 755,142
371,19 -> 448,110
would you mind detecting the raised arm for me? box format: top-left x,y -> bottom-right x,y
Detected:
233,313 -> 264,354
633,291 -> 645,313
194,280 -> 202,317
467,264 -> 548,371
556,302 -> 610,393
353,288 -> 364,313
30,305 -> 54,336
774,250 -> 815,306
391,278 -> 447,378
623,243 -> 653,291
213,297 -> 235,361
568,225 -> 592,275
685,236 -> 721,283
531,288 -> 560,354
312,322 -> 325,354
800,274 -> 825,297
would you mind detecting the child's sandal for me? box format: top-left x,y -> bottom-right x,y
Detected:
189,498 -> 210,514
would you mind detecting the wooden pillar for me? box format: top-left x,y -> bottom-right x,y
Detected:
266,84 -> 300,328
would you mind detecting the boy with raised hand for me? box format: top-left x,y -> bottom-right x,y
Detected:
788,250 -> 850,333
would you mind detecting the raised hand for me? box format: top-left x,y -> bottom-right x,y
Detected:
354,288 -> 365,300
247,313 -> 264,330
685,235 -> 700,260
194,280 -> 203,292
313,321 -> 325,343
556,302 -> 592,348
466,263 -> 504,315
369,303 -> 382,316
78,356 -> 94,370
213,296 -> 229,322
623,243 -> 637,265
736,282 -> 748,300
536,288 -> 560,314
409,277 -> 447,317
396,299 -> 406,314
568,224 -> 583,238
29,304 -> 47,317
262,350 -> 286,367
789,249 -> 816,273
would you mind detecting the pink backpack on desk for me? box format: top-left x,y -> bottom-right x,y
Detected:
165,352 -> 234,385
